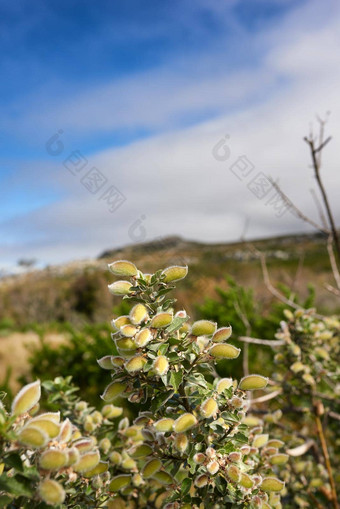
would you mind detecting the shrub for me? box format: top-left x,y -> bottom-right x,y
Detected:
0,261 -> 285,508
264,309 -> 340,508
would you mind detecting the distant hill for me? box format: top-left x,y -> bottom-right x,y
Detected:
0,231 -> 338,327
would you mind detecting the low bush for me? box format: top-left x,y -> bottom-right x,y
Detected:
0,261 -> 285,508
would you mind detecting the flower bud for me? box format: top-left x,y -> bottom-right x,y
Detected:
200,398 -> 218,418
141,429 -> 155,441
191,320 -> 217,336
116,337 -> 137,352
194,474 -> 209,488
27,418 -> 60,438
212,326 -> 232,342
73,449 -> 100,473
109,474 -> 132,491
75,401 -> 87,411
174,433 -> 188,453
291,361 -> 305,373
193,453 -> 206,464
216,378 -> 233,393
179,323 -> 190,334
240,445 -> 251,455
205,446 -> 216,458
99,438 -> 111,454
230,396 -> 243,408
162,265 -> 188,283
261,477 -> 285,492
108,260 -> 138,277
125,356 -> 147,373
150,312 -> 173,328
66,447 -> 80,466
253,434 -> 269,448
270,454 -> 289,465
101,382 -> 127,402
227,465 -> 241,482
73,438 -> 96,454
97,356 -> 115,370
242,416 -> 263,427
129,444 -> 153,458
289,344 -> 301,356
39,449 -> 68,470
58,418 -> 73,443
210,343 -> 240,359
206,460 -> 219,475
91,475 -> 103,489
129,304 -> 148,324
91,410 -> 103,425
113,315 -> 131,329
84,416 -> 95,432
154,418 -> 174,432
102,404 -> 123,419
108,281 -> 133,296
240,473 -> 254,488
121,456 -> 137,470
283,309 -> 294,321
239,375 -> 268,391
11,380 -> 41,416
153,355 -> 169,376
135,328 -> 152,347
153,470 -> 173,485
267,439 -> 284,449
120,324 -> 138,337
302,373 -> 315,386
39,479 -> 65,505
251,495 -> 262,508
132,473 -> 144,487
17,425 -> 48,448
109,451 -> 122,465
142,458 -> 162,478
228,452 -> 242,462
174,413 -> 197,433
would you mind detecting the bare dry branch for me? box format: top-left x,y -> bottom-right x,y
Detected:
329,411 -> 340,422
304,120 -> 340,259
326,235 -> 340,290
247,389 -> 282,405
310,188 -> 329,231
324,284 -> 340,297
268,177 -> 328,234
238,336 -> 285,347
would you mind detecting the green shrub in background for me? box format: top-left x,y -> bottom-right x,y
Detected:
264,309 -> 340,508
197,277 -> 315,378
0,261 -> 285,508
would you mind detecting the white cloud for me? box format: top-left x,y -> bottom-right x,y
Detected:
2,0 -> 340,266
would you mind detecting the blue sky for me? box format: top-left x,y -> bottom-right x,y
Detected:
1,0 -> 340,269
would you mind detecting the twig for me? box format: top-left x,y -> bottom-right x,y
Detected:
324,284 -> 340,297
329,411 -> 340,422
257,248 -> 303,311
314,400 -> 338,509
247,389 -> 282,405
268,177 -> 328,234
238,336 -> 285,347
310,188 -> 329,231
308,490 -> 327,509
304,126 -> 340,259
326,235 -> 340,290
289,251 -> 305,301
250,246 -> 325,319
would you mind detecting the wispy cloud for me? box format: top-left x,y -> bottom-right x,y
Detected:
1,0 -> 340,268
